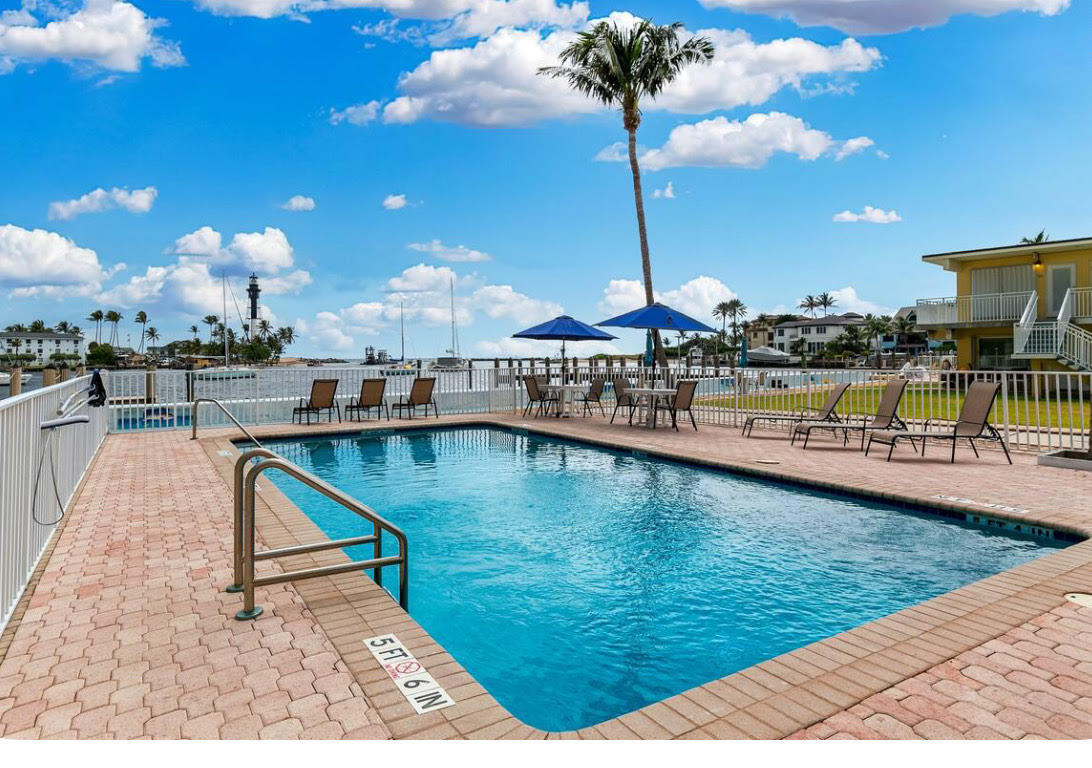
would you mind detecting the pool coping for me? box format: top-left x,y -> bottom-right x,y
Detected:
198,415 -> 1092,739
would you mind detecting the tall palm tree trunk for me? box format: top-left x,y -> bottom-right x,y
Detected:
627,125 -> 667,367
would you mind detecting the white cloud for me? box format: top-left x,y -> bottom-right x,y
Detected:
652,181 -> 676,200
329,101 -> 382,126
281,194 -> 316,211
696,0 -> 1069,35
408,239 -> 491,262
833,205 -> 901,224
381,16 -> 880,127
598,275 -> 737,322
471,283 -> 561,324
0,0 -> 184,73
834,136 -> 875,160
828,286 -> 893,315
48,185 -> 157,219
594,142 -> 629,162
0,224 -> 116,297
639,112 -> 871,171
169,225 -> 296,275
382,193 -> 408,210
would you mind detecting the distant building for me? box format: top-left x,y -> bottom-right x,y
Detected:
744,315 -> 782,350
0,330 -> 85,364
772,313 -> 866,354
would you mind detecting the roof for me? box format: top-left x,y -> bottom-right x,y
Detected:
922,236 -> 1092,270
1,331 -> 83,340
774,313 -> 865,329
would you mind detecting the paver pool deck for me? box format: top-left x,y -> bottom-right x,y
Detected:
1,413 -> 1090,740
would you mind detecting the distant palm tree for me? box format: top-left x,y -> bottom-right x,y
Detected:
144,327 -> 160,349
28,319 -> 47,332
540,18 -> 714,367
276,326 -> 295,346
789,336 -> 808,368
798,295 -> 818,318
1021,230 -> 1049,244
725,298 -> 748,344
816,291 -> 837,316
257,319 -> 272,340
87,310 -> 104,343
892,315 -> 918,353
203,315 -> 219,343
189,324 -> 200,341
5,323 -> 27,332
54,320 -> 71,334
104,311 -> 122,346
712,301 -> 732,346
864,314 -> 892,366
134,310 -> 148,353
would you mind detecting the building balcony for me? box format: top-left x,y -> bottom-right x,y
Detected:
915,291 -> 1033,328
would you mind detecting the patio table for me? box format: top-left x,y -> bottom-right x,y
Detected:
542,383 -> 592,418
626,386 -> 677,428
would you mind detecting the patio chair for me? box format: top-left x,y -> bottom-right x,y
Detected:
610,377 -> 639,425
793,378 -> 911,450
577,378 -> 606,417
654,379 -> 699,431
293,379 -> 340,424
866,380 -> 1011,464
345,377 -> 388,421
393,377 -> 439,419
742,382 -> 850,438
522,375 -> 559,417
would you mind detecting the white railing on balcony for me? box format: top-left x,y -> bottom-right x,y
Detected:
1,375 -> 109,634
1070,287 -> 1092,319
1059,324 -> 1092,371
916,291 -> 1034,326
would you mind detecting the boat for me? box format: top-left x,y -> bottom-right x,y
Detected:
381,364 -> 417,377
429,278 -> 470,370
0,371 -> 32,386
191,367 -> 257,381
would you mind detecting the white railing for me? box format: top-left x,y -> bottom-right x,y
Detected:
1072,287 -> 1092,319
1,375 -> 109,634
1059,324 -> 1092,371
107,365 -> 1092,454
1013,292 -> 1039,355
916,291 -> 1034,326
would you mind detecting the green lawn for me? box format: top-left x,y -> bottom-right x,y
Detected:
700,382 -> 1091,431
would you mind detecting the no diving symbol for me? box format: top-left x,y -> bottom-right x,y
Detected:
390,660 -> 422,677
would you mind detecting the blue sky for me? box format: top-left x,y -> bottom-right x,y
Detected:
2,0 -> 1089,357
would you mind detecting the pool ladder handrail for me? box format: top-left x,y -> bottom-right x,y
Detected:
190,397 -> 263,448
229,449 -> 409,621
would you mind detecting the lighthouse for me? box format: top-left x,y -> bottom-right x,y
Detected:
247,273 -> 261,338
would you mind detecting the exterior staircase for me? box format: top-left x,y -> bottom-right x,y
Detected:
1013,289 -> 1092,371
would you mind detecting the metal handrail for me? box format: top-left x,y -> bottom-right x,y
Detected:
190,397 -> 262,447
235,456 -> 408,621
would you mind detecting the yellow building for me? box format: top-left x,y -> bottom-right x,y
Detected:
916,237 -> 1092,371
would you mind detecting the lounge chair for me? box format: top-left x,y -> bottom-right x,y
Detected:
522,375 -> 559,417
293,378 -> 340,424
346,378 -> 388,421
866,380 -> 1011,464
793,378 -> 910,450
577,378 -> 606,417
610,377 -> 638,425
742,382 -> 850,438
393,377 -> 439,419
654,379 -> 699,431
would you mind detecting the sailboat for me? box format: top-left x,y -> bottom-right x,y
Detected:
382,302 -> 415,376
431,277 -> 470,369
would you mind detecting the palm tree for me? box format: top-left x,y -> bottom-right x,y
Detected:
816,291 -> 837,316
725,298 -> 748,344
1021,230 -> 1049,244
864,314 -> 892,367
798,295 -> 818,318
257,319 -> 272,340
276,326 -> 295,346
54,320 -> 71,334
712,301 -> 732,348
540,19 -> 714,366
892,315 -> 918,353
104,311 -> 122,346
87,310 -> 104,343
5,323 -> 27,332
28,319 -> 47,332
189,324 -> 200,341
789,336 -> 808,368
203,315 -> 219,343
144,327 -> 160,351
134,311 -> 148,353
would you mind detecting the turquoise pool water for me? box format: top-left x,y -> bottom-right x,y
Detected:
265,427 -> 1062,732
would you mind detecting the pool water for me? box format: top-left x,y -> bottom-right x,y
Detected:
265,427 -> 1062,732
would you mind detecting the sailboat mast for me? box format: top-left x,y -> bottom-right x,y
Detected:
400,301 -> 405,362
449,277 -> 459,359
222,271 -> 230,369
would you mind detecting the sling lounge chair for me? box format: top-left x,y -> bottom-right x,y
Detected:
866,380 -> 1011,463
293,378 -> 340,424
742,382 -> 850,438
346,378 -> 388,421
793,378 -> 911,450
653,379 -> 699,431
522,375 -> 559,417
393,377 -> 439,419
577,378 -> 606,417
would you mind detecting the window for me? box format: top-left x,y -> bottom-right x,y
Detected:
777,328 -> 785,337
970,264 -> 1034,296
802,327 -> 811,335
814,326 -> 827,335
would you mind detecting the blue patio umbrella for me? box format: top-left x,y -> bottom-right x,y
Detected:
643,330 -> 655,367
512,315 -> 617,360
597,302 -> 716,334
739,335 -> 749,368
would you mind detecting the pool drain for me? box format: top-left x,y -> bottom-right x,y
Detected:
1064,593 -> 1092,608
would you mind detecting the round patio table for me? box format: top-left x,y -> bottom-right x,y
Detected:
626,386 -> 677,428
542,383 -> 592,418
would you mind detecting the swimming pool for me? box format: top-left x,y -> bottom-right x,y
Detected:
265,426 -> 1062,732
